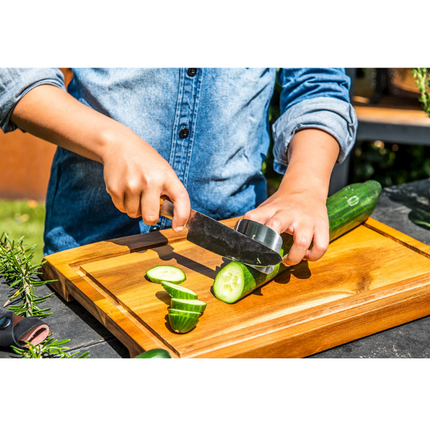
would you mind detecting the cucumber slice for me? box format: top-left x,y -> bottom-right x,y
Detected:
161,281 -> 198,300
134,348 -> 171,358
170,298 -> 207,313
168,308 -> 202,318
168,314 -> 199,334
212,261 -> 249,304
146,265 -> 186,284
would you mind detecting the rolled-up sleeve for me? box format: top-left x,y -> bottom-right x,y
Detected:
272,68 -> 358,175
0,68 -> 66,133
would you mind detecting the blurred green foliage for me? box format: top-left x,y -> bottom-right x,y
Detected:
0,200 -> 45,263
350,141 -> 430,187
413,68 -> 430,118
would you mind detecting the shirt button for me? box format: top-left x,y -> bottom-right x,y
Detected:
149,226 -> 160,232
187,68 -> 197,77
179,128 -> 189,139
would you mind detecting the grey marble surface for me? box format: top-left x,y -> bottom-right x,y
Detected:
2,179 -> 430,359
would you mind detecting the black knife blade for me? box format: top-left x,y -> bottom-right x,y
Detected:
160,200 -> 282,267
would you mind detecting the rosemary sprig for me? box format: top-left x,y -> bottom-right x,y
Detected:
1,232 -> 89,358
10,334 -> 90,358
412,68 -> 430,118
0,232 -> 55,317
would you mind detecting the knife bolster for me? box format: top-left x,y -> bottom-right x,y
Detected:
160,199 -> 174,220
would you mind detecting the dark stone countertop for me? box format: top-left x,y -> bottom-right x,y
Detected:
313,178 -> 430,358
2,179 -> 430,359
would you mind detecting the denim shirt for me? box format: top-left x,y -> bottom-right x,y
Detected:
0,68 -> 357,255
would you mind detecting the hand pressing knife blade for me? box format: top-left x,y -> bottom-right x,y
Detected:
159,199 -> 282,267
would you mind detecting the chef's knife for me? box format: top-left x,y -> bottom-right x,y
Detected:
159,199 -> 282,267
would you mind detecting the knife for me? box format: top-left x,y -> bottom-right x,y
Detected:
159,199 -> 283,267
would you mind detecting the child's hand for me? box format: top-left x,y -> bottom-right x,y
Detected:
101,132 -> 190,232
243,186 -> 329,266
244,128 -> 340,267
10,84 -> 191,232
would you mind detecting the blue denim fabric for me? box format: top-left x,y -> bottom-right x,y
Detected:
0,68 -> 357,255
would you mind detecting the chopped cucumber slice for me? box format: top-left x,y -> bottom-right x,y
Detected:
170,298 -> 207,313
161,281 -> 198,300
168,314 -> 199,334
146,265 -> 186,284
168,308 -> 202,318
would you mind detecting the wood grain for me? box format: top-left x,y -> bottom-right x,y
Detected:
41,217 -> 430,358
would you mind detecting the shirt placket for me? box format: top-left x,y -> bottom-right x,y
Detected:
158,68 -> 203,230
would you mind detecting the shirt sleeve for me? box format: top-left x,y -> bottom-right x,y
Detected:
272,68 -> 358,175
0,68 -> 66,133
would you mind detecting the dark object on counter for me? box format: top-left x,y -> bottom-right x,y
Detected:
0,309 -> 50,350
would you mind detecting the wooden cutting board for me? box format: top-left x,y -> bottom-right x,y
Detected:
40,217 -> 430,358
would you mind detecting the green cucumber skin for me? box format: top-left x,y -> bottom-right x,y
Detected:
168,314 -> 199,334
161,282 -> 198,300
213,180 -> 382,304
327,181 -> 382,241
134,348 -> 172,358
325,180 -> 381,208
170,298 -> 207,313
213,259 -> 286,304
168,308 -> 202,318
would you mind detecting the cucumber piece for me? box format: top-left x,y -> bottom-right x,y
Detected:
168,308 -> 202,318
213,260 -> 286,304
168,313 -> 199,334
161,281 -> 198,300
146,265 -> 186,284
327,180 -> 382,241
134,348 -> 172,358
170,298 -> 207,313
213,180 -> 382,304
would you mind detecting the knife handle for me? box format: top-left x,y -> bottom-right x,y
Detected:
159,198 -> 174,220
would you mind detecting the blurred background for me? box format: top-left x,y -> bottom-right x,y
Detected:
1,68 -> 429,263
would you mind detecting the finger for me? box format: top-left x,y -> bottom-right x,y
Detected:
105,183 -> 127,214
243,206 -> 277,227
282,221 -> 314,266
123,188 -> 143,219
140,188 -> 162,225
304,220 -> 329,262
264,211 -> 295,236
164,182 -> 190,232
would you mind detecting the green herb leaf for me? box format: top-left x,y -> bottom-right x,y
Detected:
1,232 -> 90,359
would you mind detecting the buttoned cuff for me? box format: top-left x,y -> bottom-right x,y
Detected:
272,96 -> 358,175
0,68 -> 66,133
